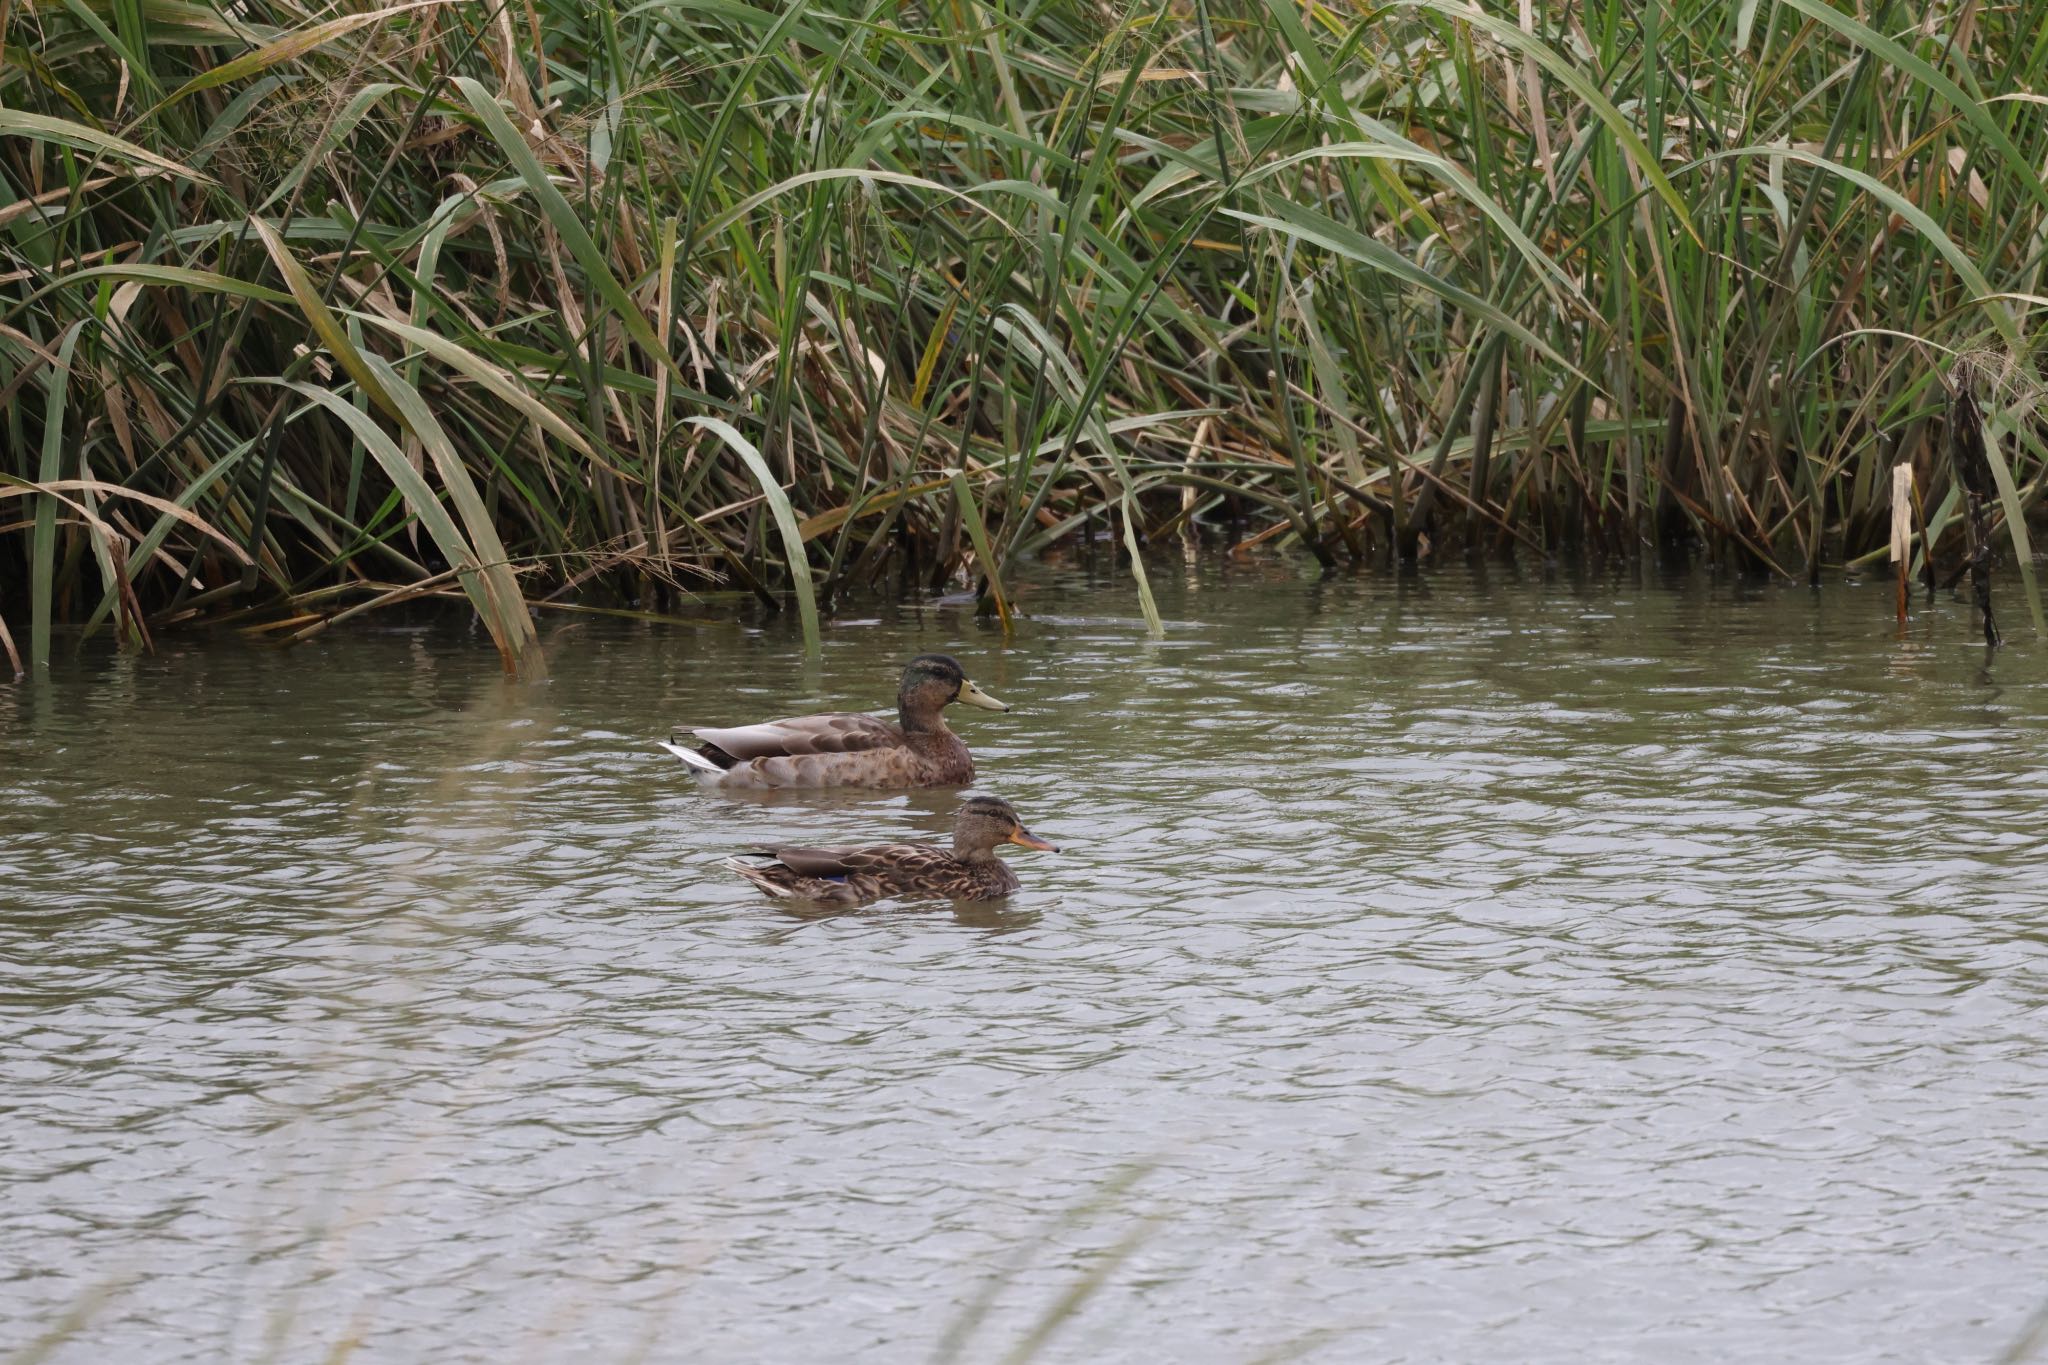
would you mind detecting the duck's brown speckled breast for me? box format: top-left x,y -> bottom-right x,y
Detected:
869,854 -> 1019,901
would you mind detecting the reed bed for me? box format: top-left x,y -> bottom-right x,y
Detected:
5,0 -> 2048,675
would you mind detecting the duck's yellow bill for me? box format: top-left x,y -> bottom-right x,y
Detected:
957,678 -> 1009,711
1009,829 -> 1059,853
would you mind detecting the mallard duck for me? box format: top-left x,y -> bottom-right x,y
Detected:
660,654 -> 1007,790
725,795 -> 1057,904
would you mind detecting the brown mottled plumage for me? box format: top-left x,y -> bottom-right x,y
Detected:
726,796 -> 1058,904
660,654 -> 1007,790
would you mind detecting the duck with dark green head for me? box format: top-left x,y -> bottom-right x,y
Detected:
725,796 -> 1058,904
660,654 -> 1007,789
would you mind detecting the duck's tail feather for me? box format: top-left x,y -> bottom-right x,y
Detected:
724,857 -> 797,898
660,740 -> 725,776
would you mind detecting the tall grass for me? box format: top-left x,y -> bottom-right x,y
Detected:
5,0 -> 2048,675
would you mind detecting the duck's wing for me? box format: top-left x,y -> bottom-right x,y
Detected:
766,842 -> 930,878
692,712 -> 900,761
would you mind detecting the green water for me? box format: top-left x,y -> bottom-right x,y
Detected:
4,562 -> 2046,1362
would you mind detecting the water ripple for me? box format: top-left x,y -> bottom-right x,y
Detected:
3,565 -> 2047,1363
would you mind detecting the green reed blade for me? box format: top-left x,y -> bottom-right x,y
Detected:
688,417 -> 820,655
29,325 -> 86,672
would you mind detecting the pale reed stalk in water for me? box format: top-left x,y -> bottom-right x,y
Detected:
1891,463 -> 1914,630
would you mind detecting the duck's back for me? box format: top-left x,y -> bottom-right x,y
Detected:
747,841 -> 1019,902
694,712 -> 899,762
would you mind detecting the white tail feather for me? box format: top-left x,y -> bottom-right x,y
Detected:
660,740 -> 724,776
724,858 -> 795,897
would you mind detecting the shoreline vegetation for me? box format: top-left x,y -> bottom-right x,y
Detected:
5,0 -> 2048,678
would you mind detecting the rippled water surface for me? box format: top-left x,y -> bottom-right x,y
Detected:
5,563 -> 2048,1363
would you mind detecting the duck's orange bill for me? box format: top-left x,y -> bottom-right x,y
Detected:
1009,829 -> 1059,852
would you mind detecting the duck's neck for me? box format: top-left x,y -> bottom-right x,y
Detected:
953,842 -> 997,862
899,700 -> 952,736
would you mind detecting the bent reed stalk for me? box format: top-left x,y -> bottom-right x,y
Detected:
5,0 -> 2048,674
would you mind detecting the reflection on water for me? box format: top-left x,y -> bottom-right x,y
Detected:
4,562 -> 2047,1363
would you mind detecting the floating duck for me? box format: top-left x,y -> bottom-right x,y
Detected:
661,653 -> 1007,789
725,796 -> 1057,904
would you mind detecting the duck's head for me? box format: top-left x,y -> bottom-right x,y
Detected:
953,795 -> 1058,859
899,653 -> 1008,717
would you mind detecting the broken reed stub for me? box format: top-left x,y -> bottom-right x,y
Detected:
1889,463 -> 1914,563
1889,461 -> 1914,629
